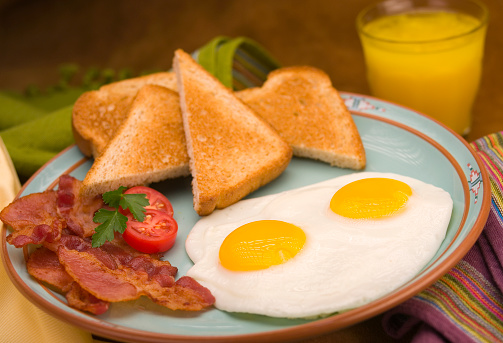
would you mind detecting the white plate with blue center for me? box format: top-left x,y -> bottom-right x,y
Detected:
1,93 -> 490,342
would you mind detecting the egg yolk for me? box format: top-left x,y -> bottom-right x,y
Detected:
330,178 -> 412,219
219,220 -> 306,271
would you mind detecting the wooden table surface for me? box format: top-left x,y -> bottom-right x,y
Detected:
1,0 -> 502,342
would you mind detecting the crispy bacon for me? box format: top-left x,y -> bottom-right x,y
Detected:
0,191 -> 60,230
1,175 -> 215,314
58,246 -> 214,310
27,246 -> 74,292
58,247 -> 139,301
44,233 -> 167,270
65,282 -> 109,315
57,175 -> 106,237
27,247 -> 109,315
174,276 -> 217,307
43,234 -> 90,253
8,224 -> 62,247
1,191 -> 65,247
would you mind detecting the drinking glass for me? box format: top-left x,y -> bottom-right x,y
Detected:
356,0 -> 488,136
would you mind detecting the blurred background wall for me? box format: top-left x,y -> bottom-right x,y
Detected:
1,0 -> 502,141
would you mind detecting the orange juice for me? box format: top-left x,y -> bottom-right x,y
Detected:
358,9 -> 487,135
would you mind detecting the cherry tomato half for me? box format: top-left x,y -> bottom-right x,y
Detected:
123,186 -> 174,216
121,186 -> 178,254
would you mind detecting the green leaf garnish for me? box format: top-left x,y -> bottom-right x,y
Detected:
92,209 -> 128,247
102,186 -> 127,208
91,187 -> 149,248
119,193 -> 149,222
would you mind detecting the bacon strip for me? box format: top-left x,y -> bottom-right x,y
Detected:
58,246 -> 138,301
57,175 -> 106,237
27,246 -> 74,292
1,191 -> 65,247
58,245 -> 214,311
0,191 -> 60,230
27,247 -> 109,315
44,233 -> 165,269
65,282 -> 109,315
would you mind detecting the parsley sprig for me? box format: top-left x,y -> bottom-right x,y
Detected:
92,186 -> 149,248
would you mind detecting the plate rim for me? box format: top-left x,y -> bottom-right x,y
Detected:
1,92 -> 492,342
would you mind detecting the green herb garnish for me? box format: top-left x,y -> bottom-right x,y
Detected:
91,186 -> 149,248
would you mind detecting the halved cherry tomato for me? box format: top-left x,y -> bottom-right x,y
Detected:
120,186 -> 178,254
123,186 -> 174,216
122,209 -> 178,254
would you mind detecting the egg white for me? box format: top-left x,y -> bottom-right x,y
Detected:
185,172 -> 453,318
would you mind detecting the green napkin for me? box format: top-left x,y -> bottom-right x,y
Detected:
0,37 -> 280,181
0,106 -> 74,178
198,36 -> 281,89
0,93 -> 47,130
0,86 -> 91,181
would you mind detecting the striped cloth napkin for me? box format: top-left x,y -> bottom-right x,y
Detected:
383,132 -> 503,343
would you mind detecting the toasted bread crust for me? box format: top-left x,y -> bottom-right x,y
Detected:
237,66 -> 366,170
81,85 -> 190,197
174,49 -> 292,215
72,72 -> 177,157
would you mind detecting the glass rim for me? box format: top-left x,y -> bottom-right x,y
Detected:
356,0 -> 489,45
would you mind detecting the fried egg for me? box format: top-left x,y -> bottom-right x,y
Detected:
185,172 -> 453,318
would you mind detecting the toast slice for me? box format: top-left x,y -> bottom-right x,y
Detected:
173,49 -> 292,216
236,66 -> 366,170
72,72 -> 177,157
80,84 -> 190,197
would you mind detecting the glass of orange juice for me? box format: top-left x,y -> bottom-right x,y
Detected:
356,0 -> 488,136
